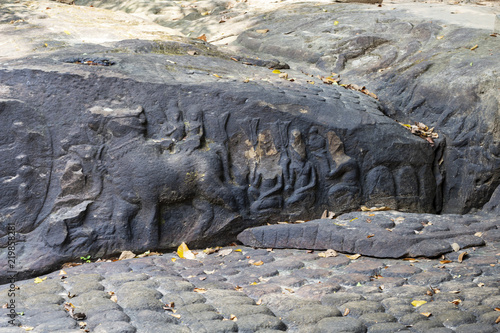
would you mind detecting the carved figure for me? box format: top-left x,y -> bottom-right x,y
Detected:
285,129 -> 316,211
88,105 -> 237,250
159,100 -> 186,152
307,126 -> 335,177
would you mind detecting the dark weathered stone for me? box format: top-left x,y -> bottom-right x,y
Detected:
238,211 -> 498,258
0,36 -> 441,281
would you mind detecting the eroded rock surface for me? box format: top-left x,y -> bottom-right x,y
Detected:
0,0 -> 499,281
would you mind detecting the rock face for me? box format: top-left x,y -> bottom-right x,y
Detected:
229,4 -> 500,214
0,38 -> 440,281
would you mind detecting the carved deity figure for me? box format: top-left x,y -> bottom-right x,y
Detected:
285,129 -> 316,210
307,126 -> 335,177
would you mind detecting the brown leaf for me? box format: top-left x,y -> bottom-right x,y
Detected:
449,299 -> 461,305
495,308 -> 500,312
234,286 -> 243,291
194,288 -> 207,293
420,312 -> 432,317
343,308 -> 350,316
256,298 -> 263,305
440,260 -> 452,264
367,234 -> 375,239
458,252 -> 467,263
119,251 -> 136,260
197,34 -> 207,42
230,314 -> 237,321
495,315 -> 500,324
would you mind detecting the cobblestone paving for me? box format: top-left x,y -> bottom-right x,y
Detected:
1,238 -> 499,332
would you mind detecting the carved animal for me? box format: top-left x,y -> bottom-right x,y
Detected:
88,106 -> 238,251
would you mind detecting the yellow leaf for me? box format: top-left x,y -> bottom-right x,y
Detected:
349,218 -> 358,222
177,242 -> 189,258
411,300 -> 427,307
43,43 -> 48,47
252,260 -> 264,266
470,44 -> 478,51
171,258 -> 177,262
34,277 -> 47,284
437,36 -> 444,40
272,69 -> 281,74
63,30 -> 71,35
235,249 -> 242,252
21,326 -> 34,331
213,74 -> 221,78
345,254 -> 361,260
250,282 -> 258,285
59,270 -> 67,275
334,21 -> 339,25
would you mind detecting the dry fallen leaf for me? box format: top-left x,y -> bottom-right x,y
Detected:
343,308 -> 350,316
256,298 -> 263,305
495,315 -> 500,324
361,206 -> 390,212
59,270 -> 67,275
284,288 -> 294,293
256,29 -> 269,34
495,308 -> 500,312
321,210 -> 336,219
470,44 -> 478,50
458,252 -> 467,263
218,249 -> 233,257
474,232 -> 483,237
411,300 -> 427,307
318,249 -> 338,258
252,260 -> 264,266
230,314 -> 237,321
345,254 -> 361,260
110,295 -> 118,303
193,288 -> 207,293
34,277 -> 47,284
440,260 -> 453,264
420,312 -> 432,317
449,290 -> 461,294
119,251 -> 136,260
234,286 -> 243,291
197,34 -> 207,42
170,313 -> 181,319
449,299 -> 461,305
367,234 -> 375,239
177,242 -> 189,258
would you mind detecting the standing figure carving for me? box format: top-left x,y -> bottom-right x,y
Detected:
285,129 -> 317,213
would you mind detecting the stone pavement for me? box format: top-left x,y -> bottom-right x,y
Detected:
1,221 -> 499,333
